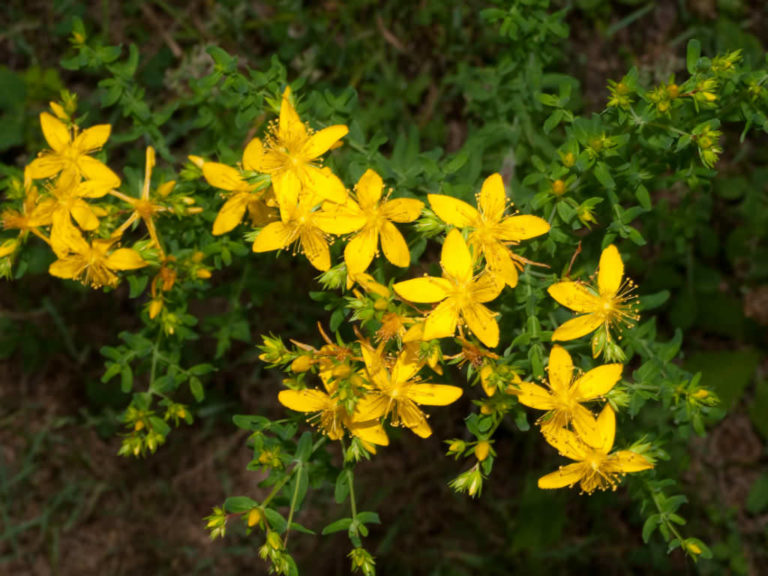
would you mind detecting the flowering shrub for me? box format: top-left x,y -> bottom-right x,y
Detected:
2,4 -> 767,574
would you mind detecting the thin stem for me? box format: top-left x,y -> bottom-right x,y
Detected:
283,464 -> 303,547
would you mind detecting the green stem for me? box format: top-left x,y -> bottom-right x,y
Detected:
283,464 -> 303,547
261,473 -> 293,509
650,488 -> 687,549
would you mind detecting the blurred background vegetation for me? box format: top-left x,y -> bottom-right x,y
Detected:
0,0 -> 766,574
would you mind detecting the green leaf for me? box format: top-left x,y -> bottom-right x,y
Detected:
638,290 -> 670,311
747,474 -> 768,514
189,377 -> 204,402
355,511 -> 380,525
594,162 -> 615,190
289,522 -> 316,535
321,517 -> 353,535
642,514 -> 660,543
685,349 -> 759,408
264,508 -> 287,533
686,39 -> 701,74
224,496 -> 257,513
543,110 -> 563,133
334,470 -> 350,504
294,431 -> 313,462
635,186 -> 651,210
120,366 -> 133,393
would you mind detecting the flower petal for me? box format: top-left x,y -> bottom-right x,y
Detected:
571,404 -> 601,448
314,200 -> 366,235
551,314 -> 604,341
547,345 -> 573,395
538,462 -> 587,489
300,227 -> 331,271
106,248 -> 147,271
74,124 -> 111,153
548,281 -> 601,312
70,199 -> 100,231
40,112 -> 70,152
598,244 -> 624,298
573,363 -> 623,401
273,170 -> 301,213
302,166 -> 347,204
462,302 -> 499,348
349,421 -> 389,446
428,194 -> 478,227
513,382 -> 555,410
203,162 -> 246,191
381,198 -> 424,223
595,404 -> 616,453
482,241 -> 519,287
278,86 -> 307,144
78,156 -> 121,186
497,214 -> 550,241
301,125 -> 348,159
354,169 -> 383,208
441,229 -> 472,283
242,138 -> 264,171
470,273 -> 504,304
541,426 -> 587,461
380,220 -> 410,268
344,227 -> 378,274
49,255 -> 86,280
252,221 -> 295,253
26,156 -> 64,180
423,299 -> 459,340
278,389 -> 330,412
394,277 -> 451,303
478,173 -> 506,224
406,384 -> 463,406
213,193 -> 250,235
606,451 -> 653,474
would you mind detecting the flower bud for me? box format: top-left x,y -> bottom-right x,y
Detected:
475,440 -> 491,462
290,355 -> 312,373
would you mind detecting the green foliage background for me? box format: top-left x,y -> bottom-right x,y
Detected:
0,0 -> 767,574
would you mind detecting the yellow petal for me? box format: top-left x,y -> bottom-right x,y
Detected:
538,462 -> 587,489
573,363 -> 623,401
106,248 -> 147,271
203,163 -> 246,191
349,421 -> 389,446
393,277 -> 451,303
547,345 -> 573,395
441,229 -> 472,283
278,389 -> 330,412
598,244 -> 624,297
397,401 -> 432,437
595,404 -> 616,453
300,227 -> 331,271
314,200 -> 366,235
252,221 -> 295,252
78,156 -> 121,186
541,426 -> 587,461
302,166 -> 347,204
478,173 -> 506,224
272,170 -> 301,212
354,394 -> 389,420
462,302 -> 499,348
551,313 -> 604,341
381,198 -> 424,223
344,227 -> 377,274
26,156 -> 64,180
242,138 -> 264,171
423,299 -> 459,340
470,273 -> 504,304
354,169 -> 383,208
497,214 -> 550,241
40,112 -> 70,152
74,124 -> 111,153
548,281 -> 601,312
213,194 -> 250,235
606,451 -> 653,474
49,255 -> 86,280
513,382 -> 555,410
571,404 -> 601,447
70,199 -> 100,230
380,221 -> 410,268
428,194 -> 478,227
278,86 -> 307,144
77,180 -> 114,199
301,125 -> 348,159
406,384 -> 463,406
481,241 -> 519,287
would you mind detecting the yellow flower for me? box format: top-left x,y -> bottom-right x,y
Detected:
252,192 -> 362,271
27,112 -> 120,185
245,87 -> 348,208
48,229 -> 147,289
278,373 -> 389,446
547,244 -> 638,356
202,140 -> 277,235
355,343 -> 462,438
513,345 -> 622,436
428,173 -> 550,287
538,404 -> 653,493
393,229 -> 504,348
110,147 -> 174,254
32,171 -> 115,257
341,169 -> 424,274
